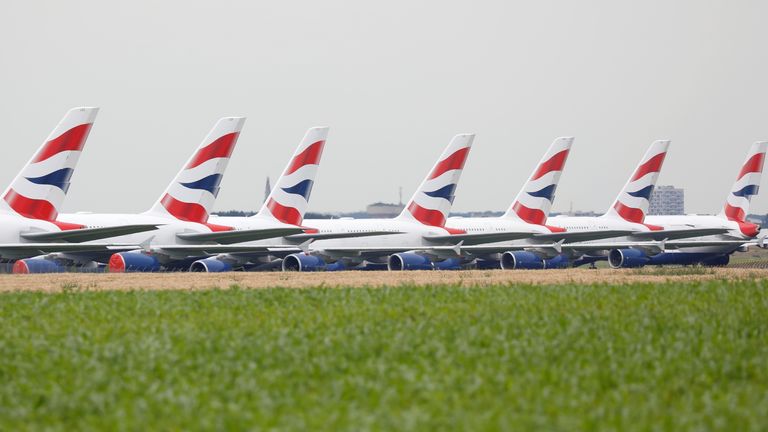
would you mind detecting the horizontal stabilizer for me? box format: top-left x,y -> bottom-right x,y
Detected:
21,224 -> 162,243
425,231 -> 534,245
629,228 -> 729,241
176,227 -> 305,244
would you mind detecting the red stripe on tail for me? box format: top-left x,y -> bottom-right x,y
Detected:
724,203 -> 746,222
428,147 -> 470,180
160,193 -> 208,223
407,202 -> 446,227
737,153 -> 765,180
33,124 -> 92,163
186,132 -> 239,169
531,149 -> 569,181
285,141 -> 325,175
512,201 -> 547,225
630,152 -> 666,182
267,198 -> 302,225
613,202 -> 646,224
4,189 -> 58,221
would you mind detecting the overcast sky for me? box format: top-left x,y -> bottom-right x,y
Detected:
1,1 -> 766,215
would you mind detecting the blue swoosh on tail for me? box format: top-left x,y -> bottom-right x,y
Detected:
181,174 -> 223,196
26,168 -> 74,192
282,179 -> 314,201
732,184 -> 759,198
424,184 -> 456,203
627,185 -> 654,200
527,184 -> 557,201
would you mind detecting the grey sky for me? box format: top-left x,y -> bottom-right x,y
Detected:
1,1 -> 766,215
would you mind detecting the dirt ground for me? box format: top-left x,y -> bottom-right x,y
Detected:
0,268 -> 766,293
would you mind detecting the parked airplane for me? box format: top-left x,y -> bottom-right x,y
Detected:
100,126 -> 342,272
12,117 -> 306,272
434,137 -> 634,269
267,133 -> 485,271
608,141 -> 768,267
0,107 -> 162,272
456,139 -> 728,269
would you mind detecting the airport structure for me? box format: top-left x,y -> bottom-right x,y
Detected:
648,185 -> 685,215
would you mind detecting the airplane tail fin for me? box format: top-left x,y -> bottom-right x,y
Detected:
720,141 -> 768,222
145,117 -> 245,223
603,140 -> 670,223
256,127 -> 329,225
396,134 -> 475,227
1,107 -> 99,221
502,136 -> 573,224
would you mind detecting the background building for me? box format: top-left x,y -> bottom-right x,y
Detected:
648,185 -> 685,215
366,202 -> 405,218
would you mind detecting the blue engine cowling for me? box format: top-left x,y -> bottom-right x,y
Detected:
608,249 -> 649,268
544,254 -> 570,269
108,252 -> 161,272
325,261 -> 347,272
474,259 -> 501,270
189,258 -> 232,272
433,258 -> 463,270
13,258 -> 65,274
700,254 -> 730,267
500,251 -> 544,270
388,253 -> 433,271
282,254 -> 326,271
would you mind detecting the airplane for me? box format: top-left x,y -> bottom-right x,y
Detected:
162,133 -> 480,272
0,107 -> 163,272
609,141 -> 768,267
264,133 -> 486,271
11,117 -> 308,272
431,136 -> 636,269
95,127 -> 336,272
454,139 -> 729,269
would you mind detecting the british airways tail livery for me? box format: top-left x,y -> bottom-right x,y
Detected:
145,117 -> 245,225
396,134 -> 475,228
603,140 -> 670,224
720,141 -> 768,223
503,136 -> 573,224
0,107 -> 98,225
256,127 -> 328,225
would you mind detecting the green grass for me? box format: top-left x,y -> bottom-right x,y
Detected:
1,282 -> 767,431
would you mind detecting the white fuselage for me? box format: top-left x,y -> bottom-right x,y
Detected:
644,214 -> 753,254
208,216 -> 462,264
0,213 -> 68,245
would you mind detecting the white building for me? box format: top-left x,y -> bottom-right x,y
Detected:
648,185 -> 684,215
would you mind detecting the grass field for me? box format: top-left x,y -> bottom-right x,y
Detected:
1,280 -> 767,430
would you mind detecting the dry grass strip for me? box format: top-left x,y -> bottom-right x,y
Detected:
0,268 -> 766,293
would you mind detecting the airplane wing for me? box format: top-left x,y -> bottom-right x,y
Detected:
0,243 -> 142,260
285,230 -> 400,242
532,230 -> 634,243
629,228 -> 730,241
175,227 -> 305,244
20,224 -> 162,243
424,231 -> 535,245
152,244 -> 299,256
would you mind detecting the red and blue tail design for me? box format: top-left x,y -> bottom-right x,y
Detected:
604,140 -> 670,225
720,141 -> 767,224
1,107 -> 98,227
146,117 -> 245,229
257,127 -> 328,226
504,137 -> 573,225
397,134 -> 474,228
